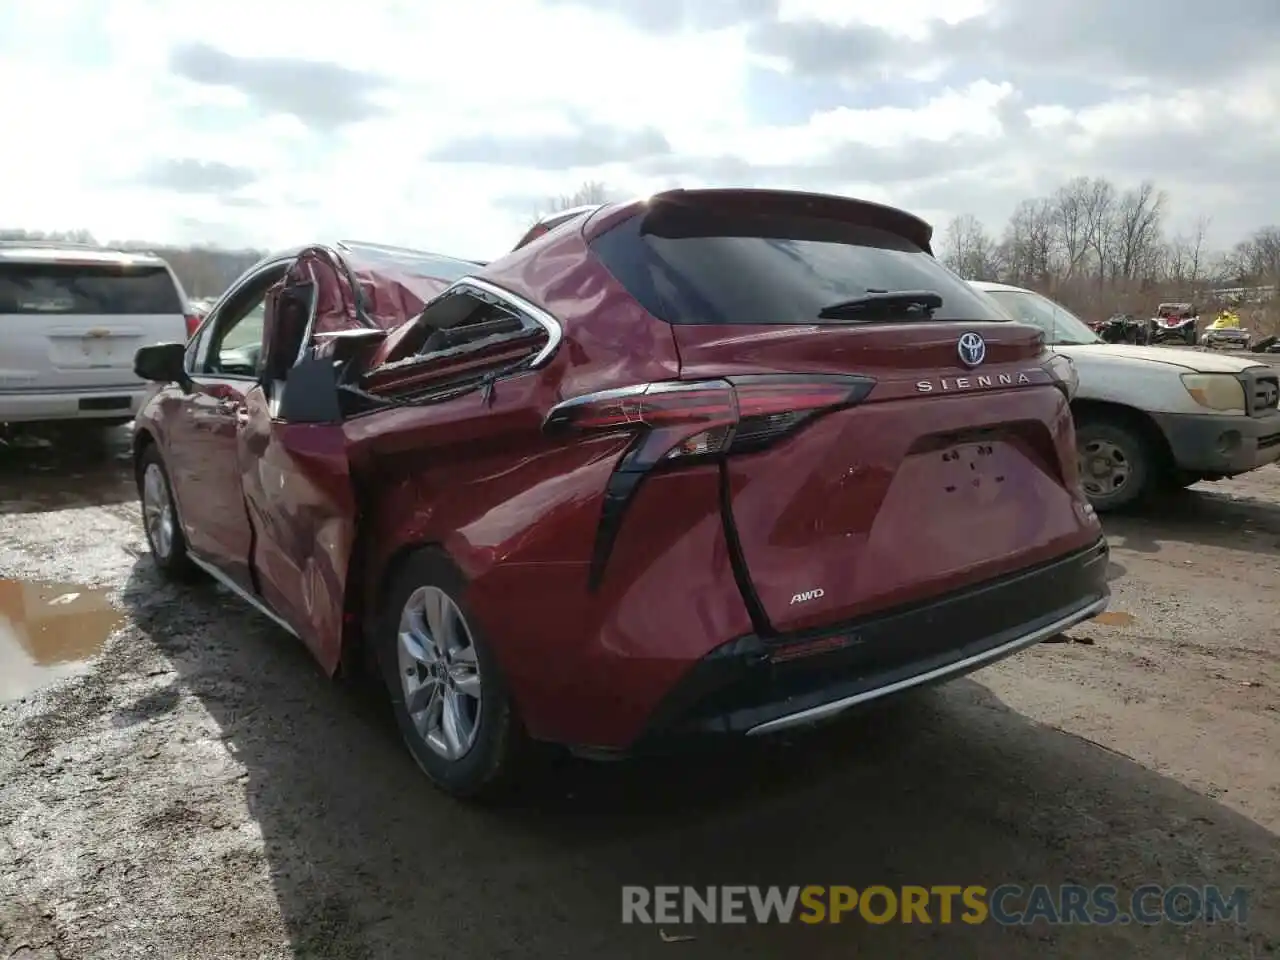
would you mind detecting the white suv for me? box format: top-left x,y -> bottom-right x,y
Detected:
0,241 -> 194,427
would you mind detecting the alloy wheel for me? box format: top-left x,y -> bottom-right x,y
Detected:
141,462 -> 175,561
396,586 -> 484,760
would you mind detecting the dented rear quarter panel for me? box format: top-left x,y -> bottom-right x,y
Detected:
334,224 -> 756,744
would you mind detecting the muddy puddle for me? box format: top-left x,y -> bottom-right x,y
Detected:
1092,611 -> 1136,627
0,579 -> 122,702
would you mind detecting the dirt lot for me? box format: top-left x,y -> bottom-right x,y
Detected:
0,425 -> 1277,959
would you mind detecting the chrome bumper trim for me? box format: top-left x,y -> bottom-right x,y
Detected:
745,596 -> 1109,736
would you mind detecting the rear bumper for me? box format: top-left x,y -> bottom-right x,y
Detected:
0,387 -> 143,423
1151,410 -> 1280,475
631,537 -> 1110,748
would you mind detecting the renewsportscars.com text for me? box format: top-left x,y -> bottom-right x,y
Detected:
621,884 -> 1249,926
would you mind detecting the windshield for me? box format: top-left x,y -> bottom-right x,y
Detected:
980,289 -> 1101,345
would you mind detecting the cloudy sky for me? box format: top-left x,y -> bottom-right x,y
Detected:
2,0 -> 1277,260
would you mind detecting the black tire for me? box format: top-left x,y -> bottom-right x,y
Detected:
1075,418 -> 1154,512
377,548 -> 532,800
136,444 -> 199,581
1184,327 -> 1197,346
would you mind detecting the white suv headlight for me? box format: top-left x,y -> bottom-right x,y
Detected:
1043,353 -> 1078,401
1180,373 -> 1246,413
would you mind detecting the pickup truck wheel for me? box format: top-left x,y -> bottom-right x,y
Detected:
136,446 -> 198,581
377,549 -> 532,801
1075,420 -> 1152,511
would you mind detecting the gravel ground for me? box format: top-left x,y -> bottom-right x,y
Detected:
0,426 -> 1277,959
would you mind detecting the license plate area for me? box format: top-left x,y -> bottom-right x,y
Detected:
939,441 -> 1009,501
49,334 -> 131,369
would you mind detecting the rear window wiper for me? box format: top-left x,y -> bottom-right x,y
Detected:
817,290 -> 943,320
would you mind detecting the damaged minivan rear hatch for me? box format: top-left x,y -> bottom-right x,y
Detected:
588,193 -> 1098,641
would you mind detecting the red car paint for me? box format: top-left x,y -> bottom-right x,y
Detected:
134,192 -> 1107,753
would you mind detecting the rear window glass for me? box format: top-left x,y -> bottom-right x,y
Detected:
0,262 -> 183,315
589,209 -> 1008,325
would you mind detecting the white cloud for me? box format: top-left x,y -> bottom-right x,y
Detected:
1,0 -> 1277,260
777,0 -> 990,37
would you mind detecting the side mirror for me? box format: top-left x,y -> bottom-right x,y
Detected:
134,342 -> 190,388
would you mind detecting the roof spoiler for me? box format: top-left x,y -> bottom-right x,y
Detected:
642,188 -> 934,254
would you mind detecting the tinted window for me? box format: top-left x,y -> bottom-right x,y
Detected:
0,262 -> 182,315
589,210 -> 1007,325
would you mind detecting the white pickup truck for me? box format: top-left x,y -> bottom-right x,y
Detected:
970,280 -> 1280,511
0,241 -> 194,430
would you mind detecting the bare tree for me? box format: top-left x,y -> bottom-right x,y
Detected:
1001,198 -> 1055,287
1235,227 -> 1280,283
1112,181 -> 1167,281
1188,214 -> 1211,285
0,227 -> 98,245
1080,177 -> 1116,284
1165,235 -> 1189,284
940,214 -> 1001,279
937,174 -> 1279,329
527,180 -> 613,225
1049,178 -> 1093,279
552,180 -> 610,212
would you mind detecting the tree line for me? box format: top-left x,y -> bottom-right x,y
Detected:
542,178 -> 1280,330
10,174 -> 1278,331
937,177 -> 1280,326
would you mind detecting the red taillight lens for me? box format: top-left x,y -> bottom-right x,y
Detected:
544,374 -> 875,467
727,377 -> 870,454
184,313 -> 201,337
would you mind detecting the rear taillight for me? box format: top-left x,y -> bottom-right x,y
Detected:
544,375 -> 875,590
544,374 -> 874,467
184,313 -> 201,337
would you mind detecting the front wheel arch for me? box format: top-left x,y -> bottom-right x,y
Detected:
132,427 -> 156,479
1071,400 -> 1176,510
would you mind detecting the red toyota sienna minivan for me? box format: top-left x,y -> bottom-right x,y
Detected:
132,190 -> 1109,799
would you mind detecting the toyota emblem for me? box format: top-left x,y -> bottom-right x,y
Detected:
957,332 -> 986,368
